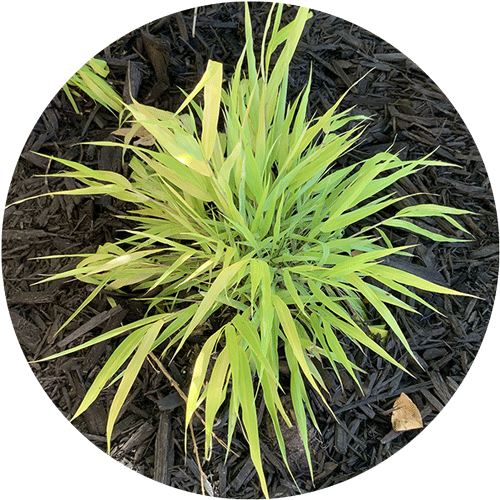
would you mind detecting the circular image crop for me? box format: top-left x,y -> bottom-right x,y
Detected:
2,2 -> 498,499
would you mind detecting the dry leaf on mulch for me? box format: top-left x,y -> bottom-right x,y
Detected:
392,393 -> 423,432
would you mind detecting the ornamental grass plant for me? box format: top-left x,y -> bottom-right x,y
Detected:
15,3 -> 474,497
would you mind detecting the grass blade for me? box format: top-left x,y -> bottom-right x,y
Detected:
106,319 -> 164,452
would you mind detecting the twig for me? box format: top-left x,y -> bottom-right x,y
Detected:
148,352 -> 237,456
190,421 -> 205,496
192,7 -> 198,38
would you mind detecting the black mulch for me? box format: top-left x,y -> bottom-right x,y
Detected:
3,2 -> 498,498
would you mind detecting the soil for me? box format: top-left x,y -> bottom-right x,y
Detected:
2,2 -> 498,498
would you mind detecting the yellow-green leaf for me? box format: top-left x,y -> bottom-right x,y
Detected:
201,60 -> 223,161
106,319 -> 163,452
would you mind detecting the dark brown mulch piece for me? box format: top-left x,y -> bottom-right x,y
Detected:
154,408 -> 175,484
9,310 -> 44,353
141,30 -> 171,84
3,2 -> 497,499
123,61 -> 144,105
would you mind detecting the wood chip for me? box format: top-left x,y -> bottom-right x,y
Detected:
56,305 -> 124,348
9,310 -> 43,353
391,393 -> 423,432
140,28 -> 170,85
123,61 -> 143,104
232,456 -> 257,491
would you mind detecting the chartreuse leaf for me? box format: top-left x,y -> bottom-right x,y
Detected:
128,101 -> 213,177
272,294 -> 328,397
40,154 -> 132,188
200,60 -> 223,161
232,313 -> 277,382
86,57 -> 109,77
284,341 -> 314,479
260,368 -> 294,481
55,274 -> 113,334
282,269 -> 306,314
35,312 -> 172,364
71,327 -> 146,421
77,69 -> 123,114
266,7 -> 311,118
146,250 -> 197,293
315,305 -> 409,373
174,259 -> 250,356
133,149 -> 213,202
185,328 -> 224,432
395,203 -> 471,219
106,319 -> 164,452
153,306 -> 199,352
203,346 -> 231,456
345,273 -> 416,359
255,260 -> 275,360
370,263 -> 478,297
382,218 -> 468,242
226,322 -> 269,499
64,58 -> 123,114
319,194 -> 410,233
363,269 -> 442,315
314,312 -> 362,389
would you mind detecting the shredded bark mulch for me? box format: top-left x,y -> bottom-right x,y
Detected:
2,3 -> 498,498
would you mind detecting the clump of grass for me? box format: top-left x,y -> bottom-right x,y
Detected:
63,57 -> 123,115
17,3 -> 474,497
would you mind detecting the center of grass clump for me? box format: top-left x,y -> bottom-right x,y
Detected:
18,3 -> 475,497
